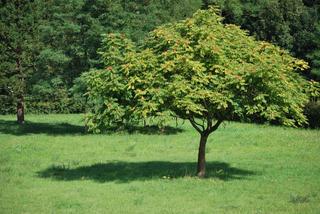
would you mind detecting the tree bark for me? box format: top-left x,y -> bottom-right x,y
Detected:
17,95 -> 24,124
197,133 -> 208,178
189,117 -> 222,178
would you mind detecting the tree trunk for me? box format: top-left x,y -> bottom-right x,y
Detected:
15,52 -> 25,124
197,133 -> 208,178
17,95 -> 24,124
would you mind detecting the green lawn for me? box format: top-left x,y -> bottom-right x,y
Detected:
0,114 -> 319,214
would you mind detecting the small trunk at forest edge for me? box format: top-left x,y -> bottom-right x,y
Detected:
17,96 -> 24,124
197,133 -> 208,178
15,52 -> 25,124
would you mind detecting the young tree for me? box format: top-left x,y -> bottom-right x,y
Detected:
82,8 -> 309,177
0,0 -> 42,123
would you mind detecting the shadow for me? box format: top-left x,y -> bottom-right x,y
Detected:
104,124 -> 184,135
0,119 -> 85,136
0,119 -> 183,136
37,161 -> 256,182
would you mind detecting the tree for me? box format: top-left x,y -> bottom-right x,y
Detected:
307,23 -> 320,80
82,8 -> 310,177
0,0 -> 42,123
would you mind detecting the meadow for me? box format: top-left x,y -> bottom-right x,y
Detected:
0,114 -> 319,213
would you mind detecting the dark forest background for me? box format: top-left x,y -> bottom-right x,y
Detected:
1,0 -> 319,114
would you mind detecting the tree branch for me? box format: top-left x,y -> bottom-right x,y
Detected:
189,116 -> 203,134
208,120 -> 223,134
0,33 -> 16,53
191,116 -> 205,129
206,115 -> 212,132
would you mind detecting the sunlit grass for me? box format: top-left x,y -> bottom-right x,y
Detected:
0,114 -> 319,213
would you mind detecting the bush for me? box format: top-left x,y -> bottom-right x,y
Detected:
0,95 -> 15,114
304,101 -> 320,128
0,95 -> 85,115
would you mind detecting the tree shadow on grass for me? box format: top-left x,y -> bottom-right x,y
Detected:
105,125 -> 184,135
0,119 -> 85,136
37,161 -> 256,182
0,119 -> 183,136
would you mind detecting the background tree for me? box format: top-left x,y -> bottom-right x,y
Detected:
0,0 -> 42,123
306,23 -> 320,79
82,8 -> 309,177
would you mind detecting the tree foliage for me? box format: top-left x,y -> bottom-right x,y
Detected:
81,33 -> 168,132
84,7 -> 309,130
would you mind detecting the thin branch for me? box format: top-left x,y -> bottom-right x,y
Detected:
202,118 -> 205,129
189,117 -> 203,134
208,120 -> 223,134
190,116 -> 205,130
206,114 -> 212,132
189,120 -> 202,134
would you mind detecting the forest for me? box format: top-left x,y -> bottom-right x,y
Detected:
0,0 -> 319,127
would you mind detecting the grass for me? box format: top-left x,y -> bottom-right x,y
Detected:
0,114 -> 319,214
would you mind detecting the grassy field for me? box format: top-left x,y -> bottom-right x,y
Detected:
0,114 -> 319,214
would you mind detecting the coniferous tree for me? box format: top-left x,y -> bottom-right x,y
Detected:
0,0 -> 42,123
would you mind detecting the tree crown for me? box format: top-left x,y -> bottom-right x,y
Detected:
82,7 -> 309,133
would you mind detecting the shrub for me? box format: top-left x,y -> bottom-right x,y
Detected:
304,101 -> 320,128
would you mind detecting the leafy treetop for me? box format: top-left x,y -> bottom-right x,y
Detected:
83,7 -> 309,133
145,7 -> 309,130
